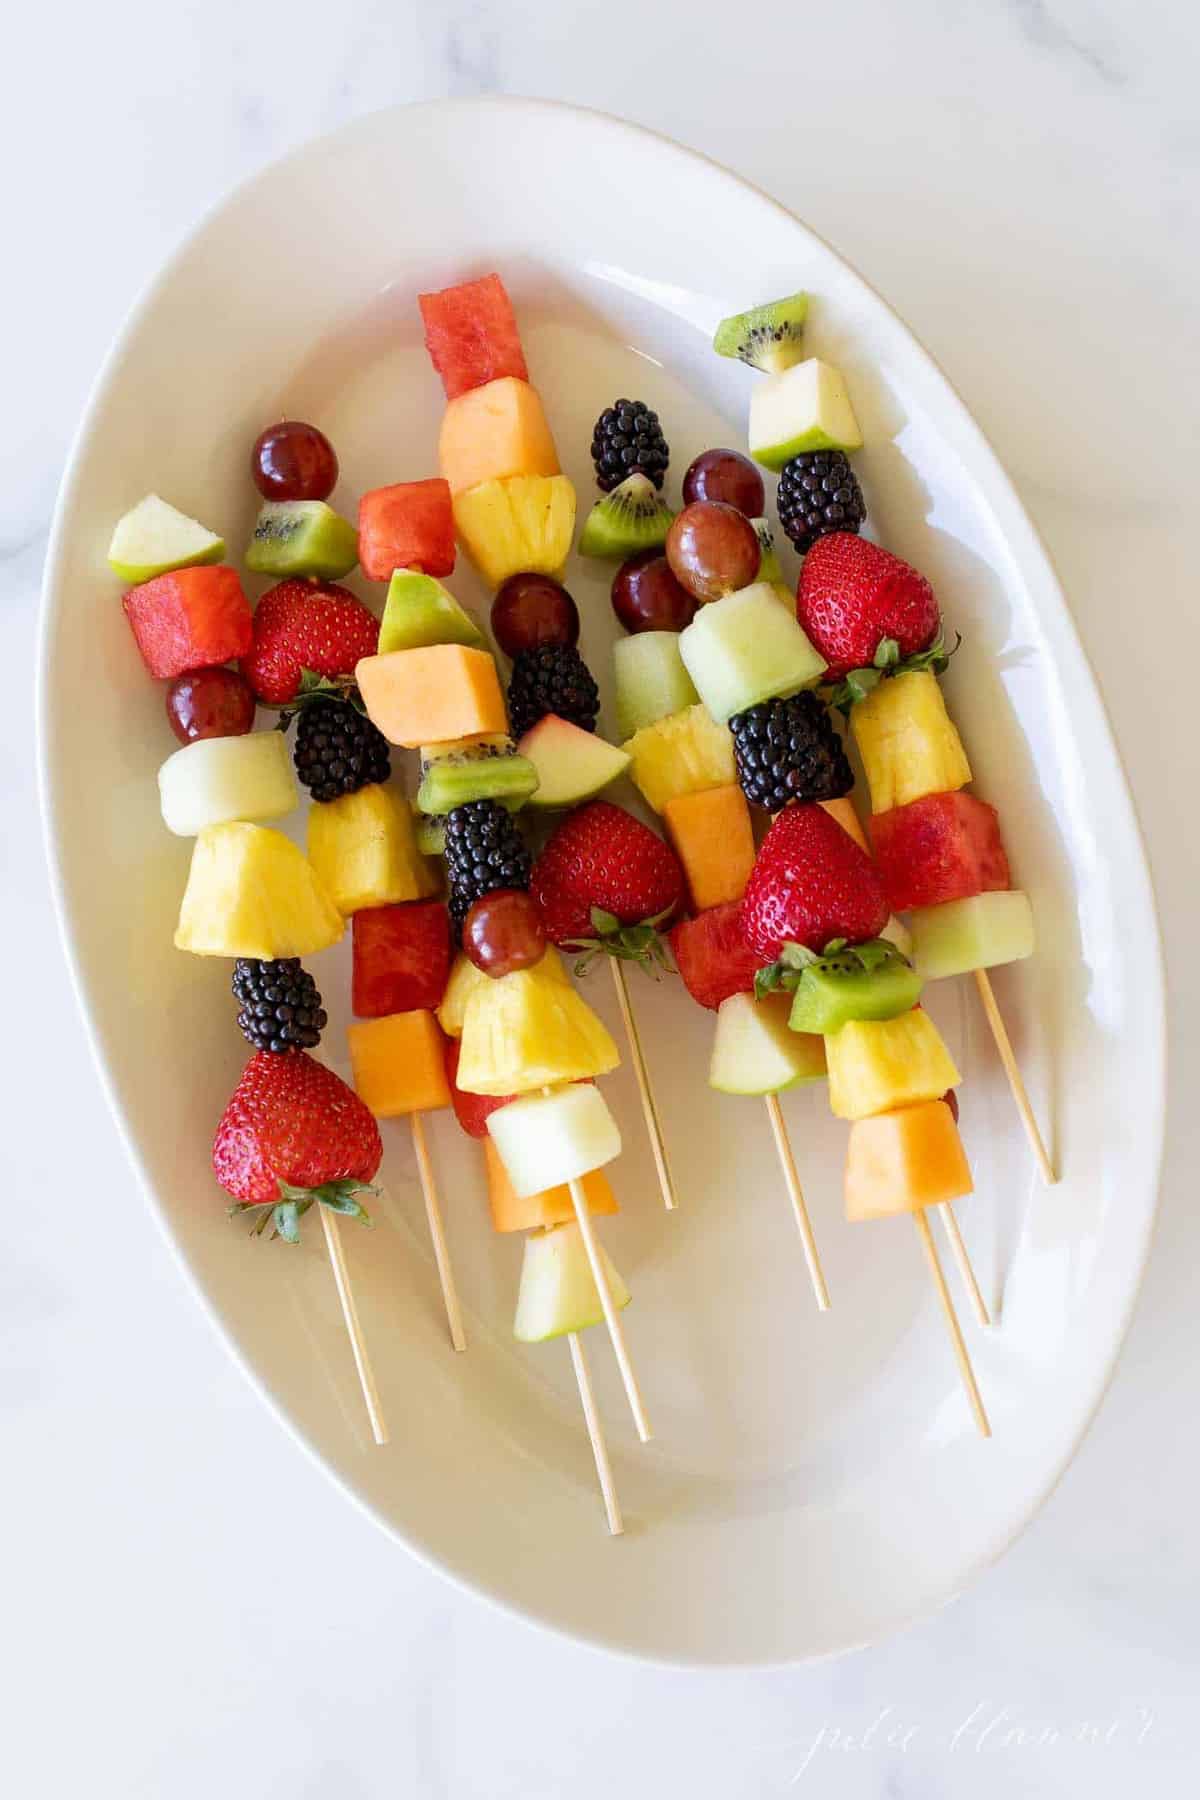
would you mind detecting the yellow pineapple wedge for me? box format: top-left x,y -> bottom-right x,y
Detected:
175,822 -> 343,958
623,703 -> 736,814
438,945 -> 569,1039
826,1008 -> 961,1121
850,670 -> 971,813
307,783 -> 438,916
455,954 -> 620,1096
453,474 -> 576,589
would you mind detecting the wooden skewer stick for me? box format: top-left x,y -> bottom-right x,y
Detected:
409,1110 -> 467,1354
938,1203 -> 991,1328
567,1175 -> 652,1441
568,1331 -> 624,1535
973,968 -> 1056,1186
608,958 -> 678,1211
763,1092 -> 831,1312
913,1208 -> 991,1438
319,1204 -> 389,1446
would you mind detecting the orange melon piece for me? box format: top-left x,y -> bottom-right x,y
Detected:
482,1138 -> 619,1233
347,1009 -> 451,1117
663,783 -> 755,911
355,644 -> 506,748
819,795 -> 869,853
844,1100 -> 973,1222
438,377 -> 560,496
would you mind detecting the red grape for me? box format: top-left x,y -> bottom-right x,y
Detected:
491,573 -> 580,657
611,551 -> 697,633
252,420 -> 339,502
681,448 -> 765,518
665,501 -> 760,603
463,890 -> 547,979
166,668 -> 257,743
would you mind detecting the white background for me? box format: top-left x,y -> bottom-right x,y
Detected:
3,2 -> 1197,1794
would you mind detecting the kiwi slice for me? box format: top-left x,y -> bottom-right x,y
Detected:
772,939 -> 922,1036
713,292 -> 809,375
579,473 -> 675,560
245,501 -> 359,580
417,735 -> 539,815
412,804 -> 446,858
752,517 -> 784,583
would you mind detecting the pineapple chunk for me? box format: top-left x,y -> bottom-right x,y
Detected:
175,822 -> 343,958
456,966 -> 620,1096
850,670 -> 971,814
307,783 -> 438,916
623,704 -> 736,814
826,1009 -> 960,1121
438,946 -> 569,1038
452,474 -> 576,589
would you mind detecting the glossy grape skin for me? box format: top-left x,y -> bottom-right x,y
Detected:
165,668 -> 257,743
610,551 -> 698,634
251,420 -> 339,502
463,890 -> 548,979
665,501 -> 761,603
681,448 -> 765,518
491,574 -> 580,657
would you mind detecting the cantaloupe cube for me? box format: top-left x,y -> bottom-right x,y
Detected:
663,783 -> 755,911
347,1010 -> 451,1117
483,1138 -> 618,1233
826,1009 -> 960,1121
851,670 -> 971,813
308,783 -> 438,915
844,1100 -> 973,1221
819,795 -> 869,852
356,644 -> 506,748
438,378 -> 560,496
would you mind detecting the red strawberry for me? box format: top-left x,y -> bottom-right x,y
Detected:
242,578 -> 380,704
444,1037 -> 514,1140
213,1051 -> 382,1240
530,801 -> 684,959
669,902 -> 761,1010
742,803 -> 889,962
796,534 -> 940,680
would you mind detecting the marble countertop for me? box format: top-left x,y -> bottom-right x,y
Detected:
4,1 -> 1196,1794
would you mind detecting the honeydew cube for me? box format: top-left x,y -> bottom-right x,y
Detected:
709,992 -> 826,1096
174,822 -> 343,959
487,1084 -> 622,1199
613,632 -> 700,741
909,890 -> 1035,981
748,358 -> 863,471
851,670 -> 971,814
513,1220 -> 631,1342
845,1100 -> 973,1222
307,783 -> 439,916
157,732 -> 297,836
826,1009 -> 960,1122
107,493 -> 225,582
679,583 -> 827,723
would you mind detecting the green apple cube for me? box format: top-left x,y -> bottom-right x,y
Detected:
709,992 -> 826,1096
378,570 -> 483,654
245,500 -> 358,579
513,1220 -> 631,1343
487,1084 -> 621,1199
748,359 -> 863,472
518,715 -> 630,809
909,890 -> 1035,981
108,494 -> 224,582
158,732 -> 298,837
613,631 -> 700,740
679,583 -> 827,723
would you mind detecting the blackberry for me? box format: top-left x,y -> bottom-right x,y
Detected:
292,698 -> 391,803
591,398 -> 669,493
729,692 -> 854,813
776,451 -> 866,554
507,644 -> 599,739
232,958 -> 328,1054
443,800 -> 532,932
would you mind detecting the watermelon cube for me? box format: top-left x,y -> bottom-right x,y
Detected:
351,899 -> 452,1016
358,479 -> 455,581
418,273 -> 529,401
669,901 -> 762,1011
122,566 -> 252,679
444,1036 -> 515,1139
870,790 -> 1011,913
